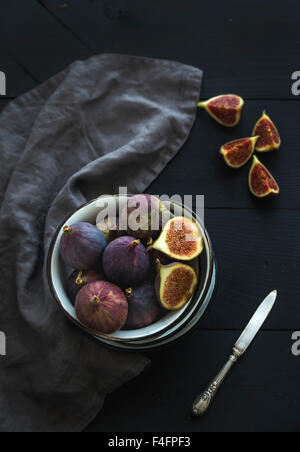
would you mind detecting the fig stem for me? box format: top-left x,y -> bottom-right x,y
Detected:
155,258 -> 161,273
63,225 -> 72,234
131,239 -> 140,247
75,271 -> 84,286
90,295 -> 100,306
147,237 -> 153,246
125,288 -> 133,298
197,101 -> 205,108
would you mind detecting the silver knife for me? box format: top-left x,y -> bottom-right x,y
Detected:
192,290 -> 277,416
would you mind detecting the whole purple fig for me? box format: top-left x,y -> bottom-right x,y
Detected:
60,222 -> 107,270
123,282 -> 161,330
66,269 -> 104,304
120,194 -> 169,241
75,281 -> 128,334
102,236 -> 150,287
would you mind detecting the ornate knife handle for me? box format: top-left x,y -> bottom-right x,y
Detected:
192,347 -> 242,416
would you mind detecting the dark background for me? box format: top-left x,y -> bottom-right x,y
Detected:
1,0 -> 299,433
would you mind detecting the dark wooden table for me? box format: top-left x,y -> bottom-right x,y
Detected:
1,0 -> 299,433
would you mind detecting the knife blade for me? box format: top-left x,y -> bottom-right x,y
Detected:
234,290 -> 277,354
192,290 -> 278,416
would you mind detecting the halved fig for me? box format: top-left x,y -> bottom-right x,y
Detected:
252,111 -> 281,152
249,156 -> 280,198
155,262 -> 198,310
150,217 -> 204,261
198,94 -> 244,127
220,136 -> 259,168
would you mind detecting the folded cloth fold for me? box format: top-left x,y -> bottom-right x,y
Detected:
0,54 -> 202,432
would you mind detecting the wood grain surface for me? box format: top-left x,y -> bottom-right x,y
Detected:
0,0 -> 299,432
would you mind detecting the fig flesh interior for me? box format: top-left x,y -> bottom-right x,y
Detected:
249,156 -> 280,198
152,217 -> 203,261
158,263 -> 198,310
198,94 -> 244,127
221,136 -> 258,168
252,111 -> 281,152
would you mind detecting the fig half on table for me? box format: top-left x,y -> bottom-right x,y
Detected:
156,262 -> 198,310
249,156 -> 280,198
198,94 -> 244,127
252,111 -> 281,152
220,136 -> 259,168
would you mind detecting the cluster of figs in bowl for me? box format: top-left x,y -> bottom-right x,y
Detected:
47,195 -> 217,350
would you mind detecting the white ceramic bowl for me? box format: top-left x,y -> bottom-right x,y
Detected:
47,195 -> 216,347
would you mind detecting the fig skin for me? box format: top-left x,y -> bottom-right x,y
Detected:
119,194 -> 169,242
75,281 -> 128,334
151,217 -> 203,261
66,269 -> 104,304
123,282 -> 161,330
102,236 -> 150,287
249,156 -> 280,198
96,216 -> 119,242
155,262 -> 198,310
220,136 -> 259,168
149,249 -> 173,267
252,111 -> 281,152
60,222 -> 107,270
198,94 -> 244,127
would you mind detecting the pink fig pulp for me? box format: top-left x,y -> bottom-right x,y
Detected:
198,94 -> 244,127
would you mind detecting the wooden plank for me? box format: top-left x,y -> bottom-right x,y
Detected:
85,330 -> 300,432
40,0 -> 300,98
147,100 -> 298,209
0,0 -> 92,86
201,208 -> 300,330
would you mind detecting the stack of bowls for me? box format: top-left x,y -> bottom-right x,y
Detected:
47,196 -> 217,351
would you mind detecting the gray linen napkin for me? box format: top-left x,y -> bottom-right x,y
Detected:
0,54 -> 202,432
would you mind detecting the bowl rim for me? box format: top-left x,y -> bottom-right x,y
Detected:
47,195 -> 215,343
